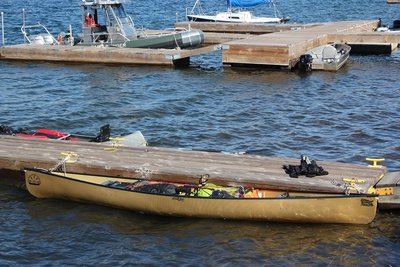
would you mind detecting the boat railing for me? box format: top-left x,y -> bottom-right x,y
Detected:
21,23 -> 59,45
141,27 -> 188,38
88,31 -> 130,46
160,27 -> 188,35
1,11 -> 4,46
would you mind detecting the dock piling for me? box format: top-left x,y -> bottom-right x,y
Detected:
22,9 -> 26,43
1,12 -> 4,46
69,24 -> 73,46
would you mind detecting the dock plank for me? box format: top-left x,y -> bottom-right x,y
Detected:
0,44 -> 221,65
175,22 -> 319,34
329,32 -> 400,44
375,172 -> 400,187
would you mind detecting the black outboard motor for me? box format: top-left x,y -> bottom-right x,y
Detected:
90,124 -> 111,142
393,20 -> 400,29
298,54 -> 313,71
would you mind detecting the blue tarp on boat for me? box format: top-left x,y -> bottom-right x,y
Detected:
227,0 -> 268,7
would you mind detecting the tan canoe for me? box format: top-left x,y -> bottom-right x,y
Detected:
25,168 -> 378,224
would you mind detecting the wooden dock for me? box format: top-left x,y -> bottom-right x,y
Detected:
0,44 -> 221,66
222,20 -> 393,68
0,135 -> 385,196
179,20 -> 400,68
2,20 -> 400,68
375,172 -> 400,209
176,22 -> 320,35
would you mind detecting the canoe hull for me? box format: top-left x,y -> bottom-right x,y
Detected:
25,169 -> 378,224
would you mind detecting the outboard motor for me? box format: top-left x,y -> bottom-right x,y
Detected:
298,54 -> 313,71
393,20 -> 400,29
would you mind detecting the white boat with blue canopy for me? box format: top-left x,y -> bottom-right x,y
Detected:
187,0 -> 289,23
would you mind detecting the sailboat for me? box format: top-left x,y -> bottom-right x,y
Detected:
186,0 -> 289,24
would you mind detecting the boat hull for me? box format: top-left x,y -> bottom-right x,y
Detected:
25,169 -> 378,224
306,44 -> 351,71
187,14 -> 282,24
126,30 -> 204,49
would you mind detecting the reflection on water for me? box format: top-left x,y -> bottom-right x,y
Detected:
7,189 -> 396,266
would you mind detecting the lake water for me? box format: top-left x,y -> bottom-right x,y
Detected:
1,0 -> 400,265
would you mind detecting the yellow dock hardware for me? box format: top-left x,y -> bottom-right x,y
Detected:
375,187 -> 394,196
343,178 -> 366,193
50,152 -> 79,174
60,152 -> 79,164
141,140 -> 149,146
109,137 -> 125,142
368,186 -> 394,196
366,158 -> 385,168
105,137 -> 125,152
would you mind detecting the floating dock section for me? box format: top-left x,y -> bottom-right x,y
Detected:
0,44 -> 221,66
221,20 -> 389,68
0,135 -> 386,195
178,20 -> 400,68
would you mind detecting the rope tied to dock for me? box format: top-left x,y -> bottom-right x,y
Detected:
50,152 -> 79,175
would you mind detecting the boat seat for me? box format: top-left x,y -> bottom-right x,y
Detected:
92,25 -> 108,42
92,25 -> 107,33
322,45 -> 337,60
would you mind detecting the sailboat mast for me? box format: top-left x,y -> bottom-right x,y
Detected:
190,0 -> 202,14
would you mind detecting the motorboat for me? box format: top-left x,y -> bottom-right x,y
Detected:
0,124 -> 147,148
186,0 -> 289,23
24,168 -> 378,224
298,43 -> 351,71
21,0 -> 204,49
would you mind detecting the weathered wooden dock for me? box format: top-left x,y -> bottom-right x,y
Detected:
2,20 -> 400,68
0,135 -> 386,195
178,20 -> 400,68
375,172 -> 400,209
220,20 -> 399,68
0,43 -> 221,66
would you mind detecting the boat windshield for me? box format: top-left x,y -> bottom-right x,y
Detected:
113,4 -> 127,18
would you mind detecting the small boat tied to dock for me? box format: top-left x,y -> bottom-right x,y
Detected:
0,124 -> 147,148
24,168 -> 378,224
0,0 -> 214,66
298,43 -> 351,71
22,0 -> 204,49
1,135 -> 400,224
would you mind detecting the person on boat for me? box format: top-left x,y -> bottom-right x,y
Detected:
84,13 -> 96,27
